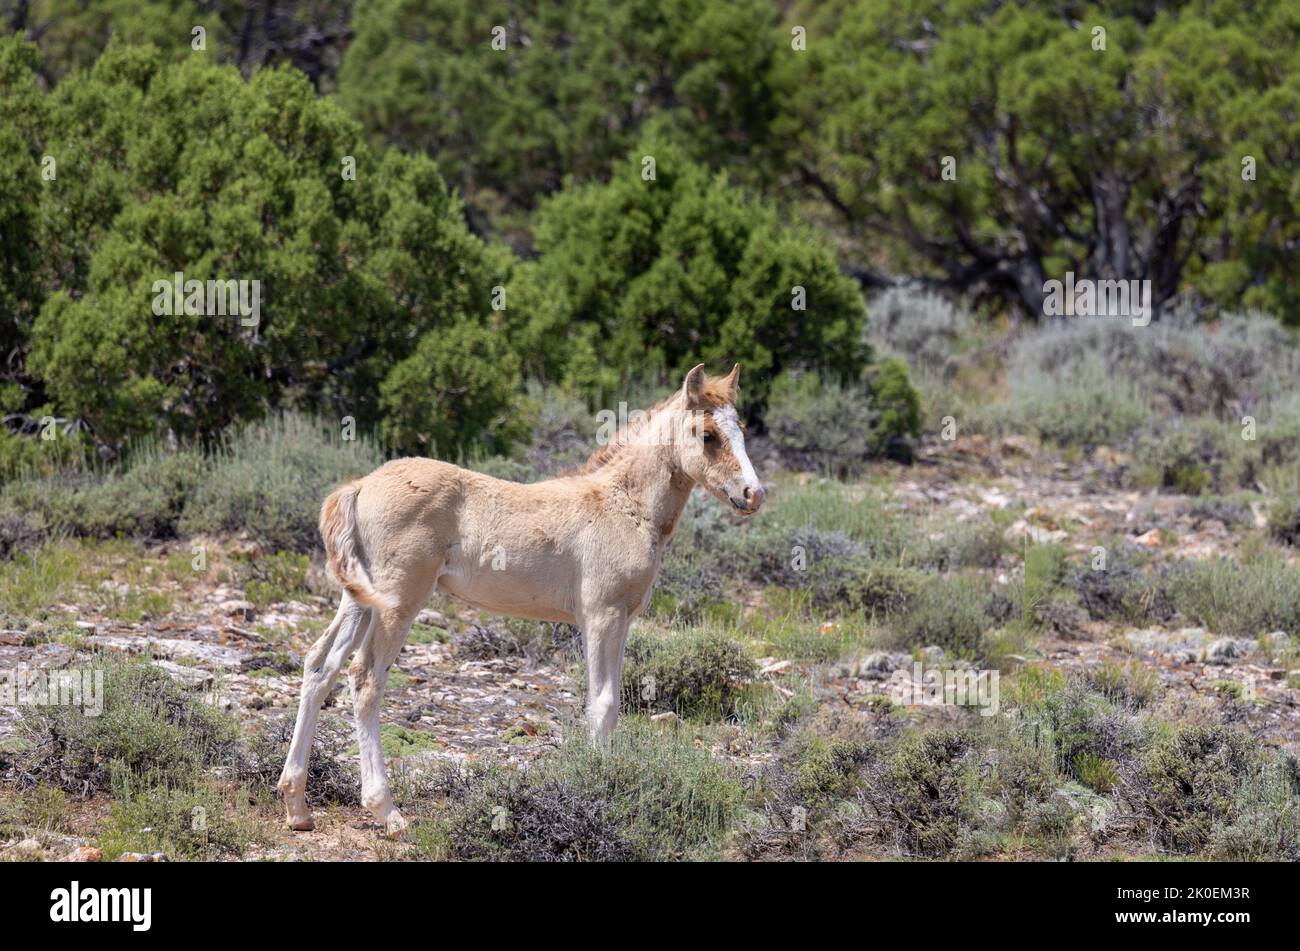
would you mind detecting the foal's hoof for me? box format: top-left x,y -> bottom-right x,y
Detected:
287,814 -> 315,832
383,812 -> 408,840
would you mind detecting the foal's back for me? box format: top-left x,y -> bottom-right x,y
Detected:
349,457 -> 602,622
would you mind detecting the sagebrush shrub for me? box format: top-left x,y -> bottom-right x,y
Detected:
412,722 -> 742,861
887,572 -> 997,658
1006,353 -> 1152,448
1134,725 -> 1253,853
868,286 -> 972,374
616,628 -> 756,721
871,730 -> 976,856
1067,541 -> 1177,626
765,363 -> 919,474
1267,496 -> 1300,547
1165,554 -> 1300,638
1008,313 -> 1296,422
178,414 -> 385,551
14,653 -> 241,795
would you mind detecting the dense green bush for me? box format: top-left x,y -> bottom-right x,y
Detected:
509,144 -> 870,405
379,320 -> 531,459
1,38 -> 515,456
339,0 -> 781,231
777,1 -> 1300,322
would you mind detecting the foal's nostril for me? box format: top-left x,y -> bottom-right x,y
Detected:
743,487 -> 753,501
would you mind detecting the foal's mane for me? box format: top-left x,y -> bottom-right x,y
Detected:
576,393 -> 671,475
576,374 -> 734,475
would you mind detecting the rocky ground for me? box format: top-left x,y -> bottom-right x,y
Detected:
2,436 -> 1298,860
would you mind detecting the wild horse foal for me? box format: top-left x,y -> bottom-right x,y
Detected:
278,364 -> 765,835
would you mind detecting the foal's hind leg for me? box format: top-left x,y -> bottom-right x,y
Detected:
279,593 -> 373,830
350,599 -> 426,837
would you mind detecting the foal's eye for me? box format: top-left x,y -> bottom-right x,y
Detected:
701,431 -> 715,443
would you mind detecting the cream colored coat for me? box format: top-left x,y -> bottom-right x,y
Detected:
278,365 -> 764,835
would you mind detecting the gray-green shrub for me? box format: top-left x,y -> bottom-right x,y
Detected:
617,628 -> 756,721
13,652 -> 241,795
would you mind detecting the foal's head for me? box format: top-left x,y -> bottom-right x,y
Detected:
672,364 -> 765,516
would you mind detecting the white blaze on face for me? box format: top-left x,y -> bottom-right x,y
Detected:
713,405 -> 760,490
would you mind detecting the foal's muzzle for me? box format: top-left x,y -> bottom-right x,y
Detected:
728,483 -> 765,516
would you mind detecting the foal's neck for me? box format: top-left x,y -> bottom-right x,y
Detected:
598,442 -> 694,541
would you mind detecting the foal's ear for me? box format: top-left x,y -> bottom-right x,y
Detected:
681,363 -> 707,406
722,363 -> 740,402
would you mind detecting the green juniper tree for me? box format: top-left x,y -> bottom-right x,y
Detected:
508,144 -> 871,407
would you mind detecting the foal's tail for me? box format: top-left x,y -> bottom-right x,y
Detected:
320,481 -> 395,612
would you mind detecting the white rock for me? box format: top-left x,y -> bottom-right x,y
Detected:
861,651 -> 902,674
88,634 -> 248,670
1205,637 -> 1252,664
220,599 -> 256,619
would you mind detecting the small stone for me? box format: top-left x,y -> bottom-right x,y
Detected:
153,659 -> 214,686
117,852 -> 168,862
760,660 -> 792,675
66,845 -> 103,862
861,651 -> 899,674
999,435 -> 1034,457
15,838 -> 42,855
1133,528 -> 1162,547
220,599 -> 256,621
1002,519 -> 1067,545
649,712 -> 678,723
1205,637 -> 1246,664
1092,445 -> 1125,466
1260,631 -> 1293,658
416,609 -> 446,627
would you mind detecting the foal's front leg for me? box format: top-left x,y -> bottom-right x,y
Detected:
581,606 -> 630,742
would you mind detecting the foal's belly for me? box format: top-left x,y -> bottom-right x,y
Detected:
435,544 -> 577,624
